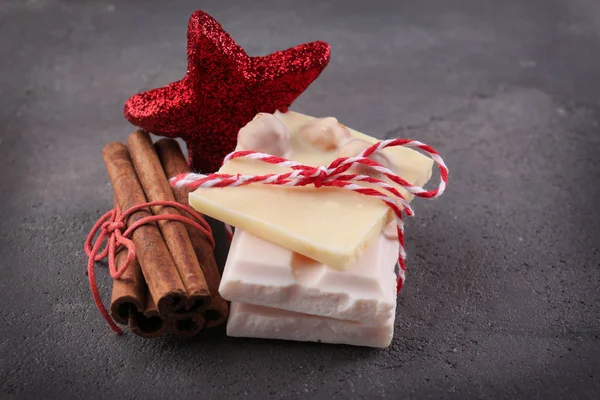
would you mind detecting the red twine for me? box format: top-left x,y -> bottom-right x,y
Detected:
84,201 -> 214,334
171,138 -> 449,294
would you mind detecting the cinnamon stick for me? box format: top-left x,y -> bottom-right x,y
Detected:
129,293 -> 168,338
103,142 -> 186,316
127,131 -> 211,314
109,198 -> 145,324
171,314 -> 206,338
155,138 -> 229,328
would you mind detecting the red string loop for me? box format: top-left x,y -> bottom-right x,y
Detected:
84,201 -> 214,334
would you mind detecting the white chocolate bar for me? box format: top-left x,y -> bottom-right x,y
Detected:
227,302 -> 395,348
189,111 -> 433,270
219,229 -> 398,325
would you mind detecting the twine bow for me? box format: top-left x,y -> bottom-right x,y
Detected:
84,201 -> 214,334
171,138 -> 449,293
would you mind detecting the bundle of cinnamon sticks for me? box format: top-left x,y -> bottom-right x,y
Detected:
103,131 -> 228,338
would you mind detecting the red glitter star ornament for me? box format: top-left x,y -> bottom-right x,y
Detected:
124,11 -> 330,172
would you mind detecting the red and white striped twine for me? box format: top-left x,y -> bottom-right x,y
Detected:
171,138 -> 449,293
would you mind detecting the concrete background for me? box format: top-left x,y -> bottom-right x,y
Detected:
1,0 -> 599,399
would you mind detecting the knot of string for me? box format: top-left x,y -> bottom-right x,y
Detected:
84,201 -> 214,334
105,220 -> 125,233
170,138 -> 449,294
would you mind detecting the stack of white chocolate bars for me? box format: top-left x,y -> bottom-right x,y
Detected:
188,111 -> 434,347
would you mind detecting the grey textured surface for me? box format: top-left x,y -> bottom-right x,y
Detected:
1,0 -> 599,399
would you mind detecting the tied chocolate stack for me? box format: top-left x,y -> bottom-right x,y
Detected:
103,132 -> 228,338
186,111 -> 437,348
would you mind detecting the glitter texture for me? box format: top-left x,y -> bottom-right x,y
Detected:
124,11 -> 330,172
